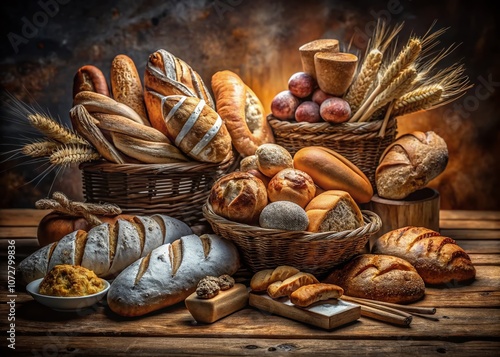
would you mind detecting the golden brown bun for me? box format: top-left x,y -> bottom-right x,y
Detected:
323,254 -> 425,304
239,155 -> 258,172
37,212 -> 134,247
293,146 -> 373,203
255,143 -> 293,178
267,272 -> 319,298
39,264 -> 105,297
372,226 -> 476,285
267,168 -> 316,208
110,54 -> 149,124
73,65 -> 110,98
211,70 -> 275,157
289,283 -> 344,307
250,266 -> 300,291
375,131 -> 448,199
305,190 -> 363,233
208,171 -> 268,224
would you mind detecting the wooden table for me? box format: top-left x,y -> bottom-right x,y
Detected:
1,209 -> 499,356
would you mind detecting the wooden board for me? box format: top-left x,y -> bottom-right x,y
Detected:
249,293 -> 360,330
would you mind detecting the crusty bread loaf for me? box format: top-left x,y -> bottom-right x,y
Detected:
211,70 -> 275,157
110,54 -> 149,125
305,190 -> 363,232
209,171 -> 268,225
73,65 -> 110,98
250,266 -> 300,291
18,215 -> 192,284
255,143 -> 293,178
289,283 -> 344,307
267,272 -> 319,298
372,226 -> 476,285
267,168 -> 316,208
375,131 -> 448,199
107,234 -> 240,317
323,254 -> 425,303
144,94 -> 232,163
293,146 -> 373,203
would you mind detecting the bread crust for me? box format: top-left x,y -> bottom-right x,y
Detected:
267,168 -> 316,208
73,65 -> 110,98
372,226 -> 476,284
290,283 -> 344,307
211,70 -> 275,157
250,266 -> 300,291
267,272 -> 319,298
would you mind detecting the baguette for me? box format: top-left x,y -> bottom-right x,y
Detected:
18,214 -> 192,285
107,234 -> 240,317
372,226 -> 476,285
293,146 -> 373,203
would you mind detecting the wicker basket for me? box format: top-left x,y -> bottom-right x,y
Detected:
203,201 -> 382,277
80,154 -> 237,226
267,115 -> 398,188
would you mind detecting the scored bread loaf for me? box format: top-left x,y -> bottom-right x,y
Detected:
375,131 -> 448,199
305,190 -> 363,232
372,226 -> 476,285
18,215 -> 192,284
107,233 -> 240,317
323,254 -> 425,303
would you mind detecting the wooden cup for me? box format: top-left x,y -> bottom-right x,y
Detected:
364,187 -> 440,251
299,39 -> 340,79
314,52 -> 358,96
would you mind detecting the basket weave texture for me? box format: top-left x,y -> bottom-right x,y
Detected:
203,201 -> 382,277
267,115 -> 397,188
80,154 -> 237,226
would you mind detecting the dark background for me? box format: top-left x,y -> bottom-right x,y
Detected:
1,0 -> 499,210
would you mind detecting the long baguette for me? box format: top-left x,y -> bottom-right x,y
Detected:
18,214 -> 193,284
107,233 -> 240,317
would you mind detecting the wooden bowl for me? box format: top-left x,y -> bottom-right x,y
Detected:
364,187 -> 440,251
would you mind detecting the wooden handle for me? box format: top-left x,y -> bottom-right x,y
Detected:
359,304 -> 412,326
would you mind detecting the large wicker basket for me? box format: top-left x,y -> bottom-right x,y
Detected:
80,154 -> 237,226
267,115 -> 398,188
203,201 -> 382,277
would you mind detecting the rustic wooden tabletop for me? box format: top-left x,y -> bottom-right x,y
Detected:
1,209 -> 499,356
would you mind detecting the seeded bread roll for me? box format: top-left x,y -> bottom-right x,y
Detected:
372,226 -> 476,285
323,254 -> 425,303
107,234 -> 240,317
305,190 -> 363,233
18,215 -> 192,285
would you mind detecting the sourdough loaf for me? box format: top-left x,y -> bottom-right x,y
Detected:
107,234 -> 240,317
372,226 -> 476,285
323,254 -> 425,303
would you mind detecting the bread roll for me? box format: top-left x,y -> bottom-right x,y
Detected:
209,171 -> 268,224
18,215 -> 192,284
259,201 -> 309,231
372,226 -> 476,285
375,131 -> 448,200
267,168 -> 316,208
110,54 -> 149,124
211,70 -> 275,157
323,254 -> 425,303
240,155 -> 258,172
146,94 -> 232,163
305,190 -> 363,233
255,143 -> 293,178
250,266 -> 300,291
293,146 -> 373,203
73,65 -> 110,98
290,283 -> 344,307
107,234 -> 240,317
267,272 -> 319,298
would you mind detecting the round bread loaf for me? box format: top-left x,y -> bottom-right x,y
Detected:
305,190 -> 363,232
211,70 -> 275,157
240,155 -> 258,172
323,254 -> 425,304
267,168 -> 316,208
209,171 -> 268,224
259,201 -> 309,231
255,143 -> 293,178
293,146 -> 373,203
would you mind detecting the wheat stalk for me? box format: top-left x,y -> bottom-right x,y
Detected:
393,85 -> 444,116
49,144 -> 101,166
22,141 -> 59,158
27,113 -> 89,145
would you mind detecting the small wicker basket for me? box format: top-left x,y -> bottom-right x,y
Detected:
80,154 -> 237,226
267,115 -> 397,188
203,201 -> 382,277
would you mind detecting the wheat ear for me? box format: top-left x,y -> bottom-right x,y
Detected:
392,85 -> 444,116
22,141 -> 59,158
349,38 -> 421,122
345,49 -> 383,114
49,144 -> 101,166
27,113 -> 89,145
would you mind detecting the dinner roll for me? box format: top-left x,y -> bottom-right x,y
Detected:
255,144 -> 293,178
267,168 -> 316,208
